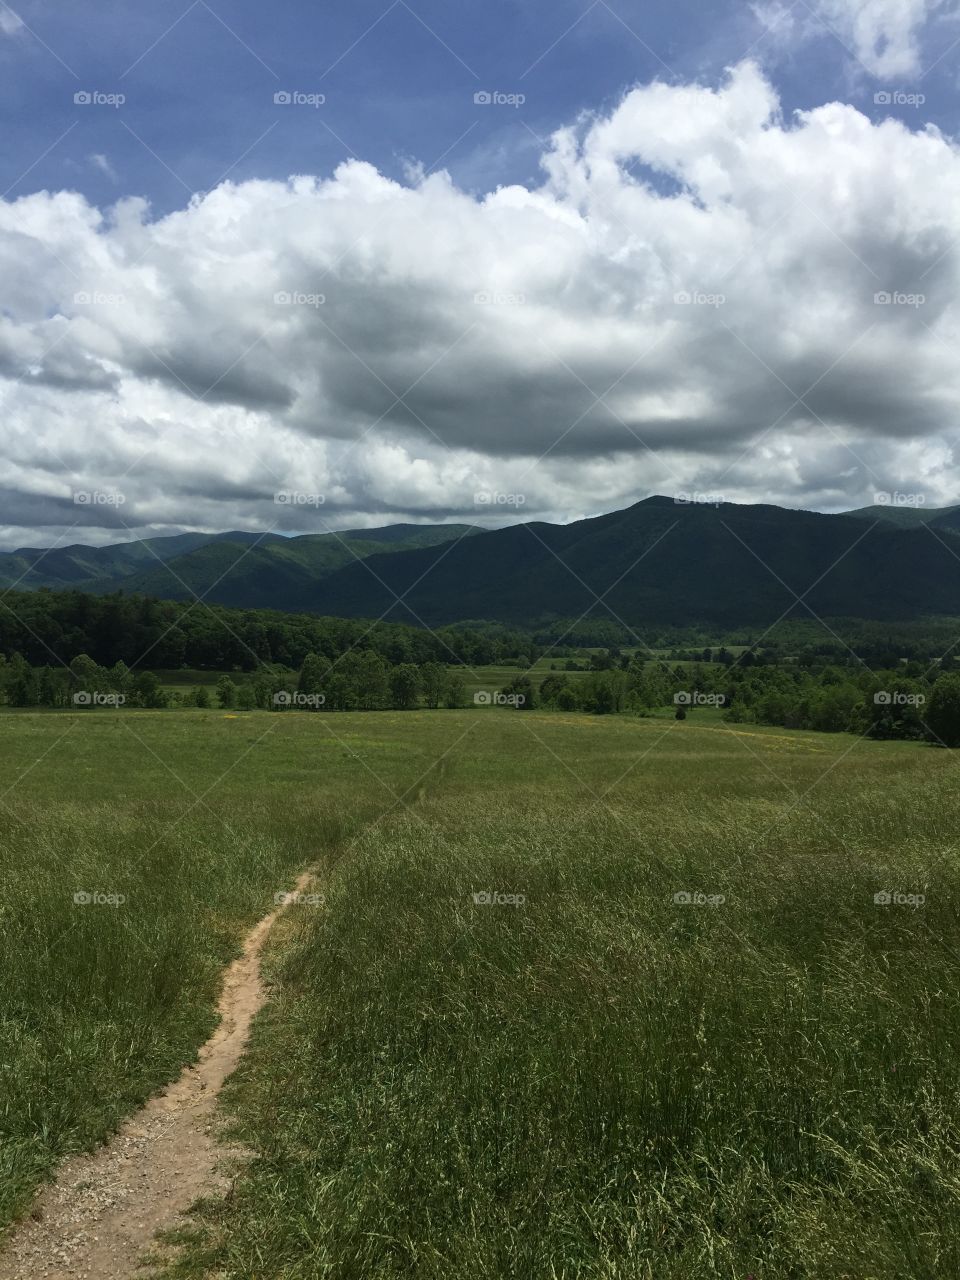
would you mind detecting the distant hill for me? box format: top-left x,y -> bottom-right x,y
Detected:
846,502 -> 960,533
304,497 -> 960,628
0,530 -> 272,591
0,524 -> 480,607
7,499 -> 960,628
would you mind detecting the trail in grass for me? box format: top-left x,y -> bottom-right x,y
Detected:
0,869 -> 316,1280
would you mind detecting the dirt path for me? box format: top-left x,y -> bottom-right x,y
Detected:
0,870 -> 316,1280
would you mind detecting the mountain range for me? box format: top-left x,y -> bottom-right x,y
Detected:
0,524 -> 479,608
5,499 -> 960,627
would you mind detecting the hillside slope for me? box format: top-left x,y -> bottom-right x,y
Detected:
306,498 -> 960,626
0,524 -> 480,606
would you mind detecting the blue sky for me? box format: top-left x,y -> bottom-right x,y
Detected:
2,0 -> 955,212
2,0 -> 960,547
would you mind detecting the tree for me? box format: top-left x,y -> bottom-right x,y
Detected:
592,682 -> 615,715
7,655 -> 37,707
37,667 -> 60,707
109,661 -> 132,697
501,675 -> 535,710
556,686 -> 578,712
420,662 -> 446,709
390,663 -> 421,710
298,653 -> 331,698
252,677 -> 273,709
444,672 -> 467,708
357,650 -> 389,710
195,685 -> 211,709
216,676 -> 237,708
866,679 -> 926,741
133,671 -> 167,708
539,673 -> 569,706
69,653 -> 104,700
927,674 -> 960,746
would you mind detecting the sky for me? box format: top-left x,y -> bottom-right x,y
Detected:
2,0 -> 960,549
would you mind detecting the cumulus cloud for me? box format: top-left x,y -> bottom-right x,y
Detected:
1,60 -> 960,548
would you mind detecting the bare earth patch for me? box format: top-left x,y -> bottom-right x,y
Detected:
0,871 -> 315,1280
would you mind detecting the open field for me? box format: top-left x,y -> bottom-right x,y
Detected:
0,709 -> 442,1227
151,659 -> 599,706
2,711 -> 960,1277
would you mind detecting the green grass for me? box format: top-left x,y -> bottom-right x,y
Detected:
457,661 -> 594,698
147,713 -> 960,1279
4,710 -> 960,1277
0,709 -> 450,1226
153,667 -> 235,695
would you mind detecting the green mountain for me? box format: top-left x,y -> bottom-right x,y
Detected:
7,499 -> 960,628
304,497 -> 960,628
0,530 -> 266,591
846,502 -> 960,532
0,524 -> 480,606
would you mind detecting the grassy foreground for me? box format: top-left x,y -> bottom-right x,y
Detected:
2,710 -> 960,1276
0,709 -> 449,1226
120,711 -> 960,1280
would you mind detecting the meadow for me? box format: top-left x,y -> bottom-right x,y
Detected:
0,709 -> 443,1225
2,709 -> 960,1277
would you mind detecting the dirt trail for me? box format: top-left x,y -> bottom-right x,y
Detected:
0,870 -> 316,1280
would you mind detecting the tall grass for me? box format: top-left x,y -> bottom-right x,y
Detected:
157,717 -> 960,1279
0,709 -> 445,1227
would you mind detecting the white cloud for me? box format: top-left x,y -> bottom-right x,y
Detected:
810,0 -> 953,77
750,2 -> 799,44
89,153 -> 119,182
1,60 -> 960,548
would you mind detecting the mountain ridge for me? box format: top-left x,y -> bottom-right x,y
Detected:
4,499 -> 960,627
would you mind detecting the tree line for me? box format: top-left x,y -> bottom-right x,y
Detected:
0,651 -> 470,713
525,657 -> 960,746
0,589 -> 537,670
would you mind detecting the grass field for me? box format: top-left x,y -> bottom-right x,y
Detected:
153,659 -> 598,704
0,709 -> 442,1225
3,710 -> 960,1277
